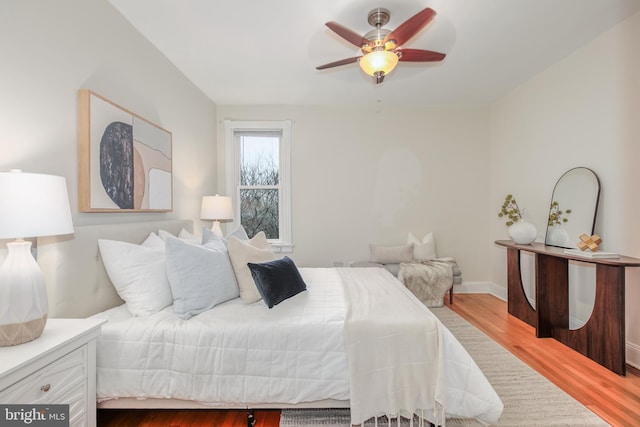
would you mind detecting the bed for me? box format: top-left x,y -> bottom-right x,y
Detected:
37,220 -> 503,426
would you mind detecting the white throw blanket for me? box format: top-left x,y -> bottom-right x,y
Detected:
338,268 -> 446,426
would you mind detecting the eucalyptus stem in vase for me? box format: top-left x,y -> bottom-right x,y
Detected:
498,194 -> 523,226
498,194 -> 537,244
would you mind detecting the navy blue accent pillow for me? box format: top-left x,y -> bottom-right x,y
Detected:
247,256 -> 307,308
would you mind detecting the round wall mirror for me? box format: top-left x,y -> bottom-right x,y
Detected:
545,167 -> 600,249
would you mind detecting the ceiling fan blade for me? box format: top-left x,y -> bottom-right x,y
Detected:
384,7 -> 436,47
397,48 -> 446,62
325,21 -> 367,48
316,56 -> 361,70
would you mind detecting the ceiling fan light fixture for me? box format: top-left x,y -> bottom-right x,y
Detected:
358,50 -> 399,79
317,6 -> 445,83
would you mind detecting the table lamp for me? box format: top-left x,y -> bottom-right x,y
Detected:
200,194 -> 233,237
0,170 -> 73,346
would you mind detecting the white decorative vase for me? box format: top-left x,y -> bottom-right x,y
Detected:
508,220 -> 537,245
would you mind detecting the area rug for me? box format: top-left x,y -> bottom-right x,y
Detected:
280,306 -> 609,426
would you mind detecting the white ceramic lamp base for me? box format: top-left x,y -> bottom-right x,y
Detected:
0,240 -> 48,346
211,220 -> 224,238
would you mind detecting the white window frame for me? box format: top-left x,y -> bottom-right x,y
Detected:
224,119 -> 293,253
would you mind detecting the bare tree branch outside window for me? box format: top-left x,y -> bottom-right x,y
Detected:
240,142 -> 279,239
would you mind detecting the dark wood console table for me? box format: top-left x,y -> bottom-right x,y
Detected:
495,240 -> 640,375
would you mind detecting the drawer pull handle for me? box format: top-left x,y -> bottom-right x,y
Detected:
41,384 -> 51,392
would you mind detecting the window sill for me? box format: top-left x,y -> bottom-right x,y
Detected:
270,243 -> 294,254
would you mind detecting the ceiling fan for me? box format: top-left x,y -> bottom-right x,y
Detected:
316,6 -> 446,84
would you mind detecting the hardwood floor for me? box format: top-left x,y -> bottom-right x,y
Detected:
448,294 -> 640,427
97,293 -> 640,426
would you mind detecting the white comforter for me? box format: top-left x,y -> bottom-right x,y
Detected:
92,268 -> 502,424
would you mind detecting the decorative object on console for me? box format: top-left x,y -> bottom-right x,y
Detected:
498,194 -> 523,226
544,167 -> 600,249
577,233 -> 602,252
507,220 -> 537,245
200,194 -> 233,237
498,194 -> 537,244
316,6 -> 446,84
563,248 -> 619,259
78,89 -> 172,212
0,170 -> 73,346
564,234 -> 618,258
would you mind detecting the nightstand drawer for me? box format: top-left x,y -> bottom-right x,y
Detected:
0,345 -> 87,403
61,380 -> 88,427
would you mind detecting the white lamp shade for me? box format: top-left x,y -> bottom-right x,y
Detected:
0,171 -> 74,239
200,195 -> 233,221
358,50 -> 399,77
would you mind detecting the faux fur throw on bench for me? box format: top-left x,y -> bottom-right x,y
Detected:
398,259 -> 456,308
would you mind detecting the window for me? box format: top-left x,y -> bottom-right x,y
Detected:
224,120 -> 292,252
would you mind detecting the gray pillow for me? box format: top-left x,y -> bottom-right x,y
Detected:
369,243 -> 414,264
165,237 -> 239,319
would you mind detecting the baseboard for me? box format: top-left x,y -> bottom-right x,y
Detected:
453,281 -> 506,301
626,341 -> 640,370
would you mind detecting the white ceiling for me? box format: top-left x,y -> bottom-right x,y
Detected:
108,0 -> 640,107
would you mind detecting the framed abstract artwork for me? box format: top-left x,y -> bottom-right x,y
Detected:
78,90 -> 172,212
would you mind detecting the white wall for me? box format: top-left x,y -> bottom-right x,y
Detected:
489,11 -> 640,363
217,105 -> 492,283
0,0 -> 217,234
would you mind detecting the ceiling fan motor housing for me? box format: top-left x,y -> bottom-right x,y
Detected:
362,28 -> 394,53
367,8 -> 390,28
363,8 -> 396,54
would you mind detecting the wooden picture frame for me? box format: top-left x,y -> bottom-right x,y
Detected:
78,90 -> 172,212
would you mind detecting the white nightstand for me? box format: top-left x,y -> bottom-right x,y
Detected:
0,318 -> 105,427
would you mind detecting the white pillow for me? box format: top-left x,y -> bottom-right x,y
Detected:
202,225 -> 249,245
165,237 -> 239,319
158,229 -> 175,241
178,228 -> 199,243
158,228 -> 199,244
98,239 -> 172,317
369,243 -> 414,264
228,232 -> 275,303
141,232 -> 165,250
407,232 -> 437,261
